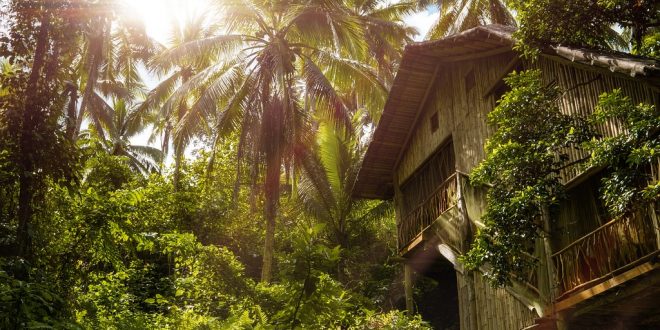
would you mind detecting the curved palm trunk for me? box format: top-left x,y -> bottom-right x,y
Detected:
75,21 -> 104,139
172,71 -> 191,191
76,18 -> 111,140
65,83 -> 78,140
173,144 -> 184,190
17,12 -> 51,261
75,56 -> 98,137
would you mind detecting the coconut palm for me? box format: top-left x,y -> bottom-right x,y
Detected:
71,1 -> 157,140
297,117 -> 392,262
106,100 -> 162,175
158,0 -> 390,282
346,0 -> 418,86
141,12 -> 219,189
420,0 -> 516,39
82,95 -> 162,174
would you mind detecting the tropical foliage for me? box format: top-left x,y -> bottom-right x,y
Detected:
462,70 -> 590,285
585,89 -> 660,217
1,0 -> 657,327
0,0 -> 423,328
464,71 -> 659,287
424,0 -> 516,39
509,0 -> 660,56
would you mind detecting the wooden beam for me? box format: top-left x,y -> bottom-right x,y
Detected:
439,46 -> 512,63
553,262 -> 658,313
399,232 -> 424,256
393,63 -> 441,172
404,263 -> 414,313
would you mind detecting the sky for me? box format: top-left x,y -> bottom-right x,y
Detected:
404,4 -> 440,40
127,0 -> 439,45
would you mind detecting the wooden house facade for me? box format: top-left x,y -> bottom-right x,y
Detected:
353,25 -> 660,329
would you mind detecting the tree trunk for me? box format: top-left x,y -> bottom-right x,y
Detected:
261,149 -> 281,283
404,263 -> 414,314
17,11 -> 51,261
173,145 -> 183,191
260,89 -> 284,282
172,71 -> 191,191
65,83 -> 78,140
75,19 -> 106,139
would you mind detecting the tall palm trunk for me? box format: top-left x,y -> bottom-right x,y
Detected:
173,142 -> 184,190
17,12 -> 51,261
261,150 -> 281,282
75,18 -> 107,139
261,94 -> 284,283
65,83 -> 78,140
172,70 -> 191,191
172,106 -> 185,189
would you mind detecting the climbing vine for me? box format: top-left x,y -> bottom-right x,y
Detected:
462,70 -> 589,286
585,89 -> 660,217
463,69 -> 659,287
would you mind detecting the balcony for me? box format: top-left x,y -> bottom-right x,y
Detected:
552,208 -> 659,299
398,173 -> 458,252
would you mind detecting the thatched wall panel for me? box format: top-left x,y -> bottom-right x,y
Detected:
470,273 -> 537,330
395,52 -> 516,185
531,57 -> 659,183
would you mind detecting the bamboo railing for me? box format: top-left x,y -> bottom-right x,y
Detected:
551,210 -> 657,296
398,173 -> 458,249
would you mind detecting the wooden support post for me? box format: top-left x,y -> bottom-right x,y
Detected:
394,173 -> 404,252
404,263 -> 414,314
464,271 -> 478,330
456,174 -> 478,330
649,203 -> 660,251
537,204 -> 557,325
395,173 -> 415,314
456,174 -> 470,252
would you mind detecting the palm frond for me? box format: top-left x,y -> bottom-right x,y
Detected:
152,35 -> 245,69
301,58 -> 352,130
174,63 -> 247,147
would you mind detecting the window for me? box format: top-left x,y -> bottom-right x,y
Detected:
493,82 -> 509,104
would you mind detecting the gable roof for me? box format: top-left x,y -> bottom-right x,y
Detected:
354,24 -> 660,200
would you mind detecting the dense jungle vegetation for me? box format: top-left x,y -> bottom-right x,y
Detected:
0,0 -> 657,328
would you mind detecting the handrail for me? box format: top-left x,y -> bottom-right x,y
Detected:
551,209 -> 657,295
398,173 -> 459,250
403,173 -> 457,219
551,217 -> 621,257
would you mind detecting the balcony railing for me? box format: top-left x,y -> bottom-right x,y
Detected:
398,173 -> 458,250
551,209 -> 658,297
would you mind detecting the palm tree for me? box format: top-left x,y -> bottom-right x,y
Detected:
70,1 -> 157,140
420,0 -> 516,39
141,13 -> 219,189
81,96 -> 162,174
347,0 -> 418,86
158,0 -> 390,282
297,118 -> 392,271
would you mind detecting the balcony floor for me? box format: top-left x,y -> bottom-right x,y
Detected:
561,262 -> 660,329
399,205 -> 461,256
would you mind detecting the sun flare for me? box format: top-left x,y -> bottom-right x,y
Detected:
123,0 -> 213,45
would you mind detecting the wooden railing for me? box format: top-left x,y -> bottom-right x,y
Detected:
551,210 -> 658,296
398,173 -> 458,249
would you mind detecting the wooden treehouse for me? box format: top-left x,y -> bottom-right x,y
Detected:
353,25 -> 660,330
